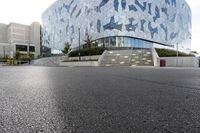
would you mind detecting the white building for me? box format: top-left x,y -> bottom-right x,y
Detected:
0,22 -> 41,58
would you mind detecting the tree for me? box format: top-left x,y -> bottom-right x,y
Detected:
15,50 -> 21,60
27,51 -> 30,59
3,54 -> 9,59
27,52 -> 34,59
84,35 -> 93,49
62,42 -> 71,54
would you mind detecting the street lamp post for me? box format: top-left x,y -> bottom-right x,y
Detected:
28,43 -> 31,64
176,43 -> 178,67
3,45 -> 5,58
78,27 -> 81,61
176,43 -> 179,57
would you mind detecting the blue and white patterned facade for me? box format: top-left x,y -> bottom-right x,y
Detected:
42,0 -> 192,52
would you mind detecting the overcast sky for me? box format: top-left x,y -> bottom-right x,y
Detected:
186,0 -> 200,53
0,0 -> 199,53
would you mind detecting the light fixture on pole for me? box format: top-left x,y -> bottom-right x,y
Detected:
78,27 -> 81,61
3,45 -> 5,58
176,43 -> 178,57
176,43 -> 178,67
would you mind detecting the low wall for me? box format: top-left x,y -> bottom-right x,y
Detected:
33,55 -> 100,67
60,61 -> 98,67
151,48 -> 160,67
98,50 -> 107,65
68,55 -> 100,61
159,57 -> 199,68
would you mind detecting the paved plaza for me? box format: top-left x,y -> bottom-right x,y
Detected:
0,66 -> 200,132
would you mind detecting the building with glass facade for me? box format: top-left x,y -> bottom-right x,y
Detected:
42,0 -> 192,53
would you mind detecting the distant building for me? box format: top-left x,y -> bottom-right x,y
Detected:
42,46 -> 51,57
0,22 -> 41,58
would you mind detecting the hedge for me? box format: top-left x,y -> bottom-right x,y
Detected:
69,47 -> 106,57
155,48 -> 194,57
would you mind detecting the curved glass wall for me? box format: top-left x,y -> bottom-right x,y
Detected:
94,36 -> 157,49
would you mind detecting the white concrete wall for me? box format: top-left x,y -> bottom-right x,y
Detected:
159,57 -> 199,68
60,61 -> 98,67
30,22 -> 41,57
151,48 -> 160,67
0,24 -> 8,43
68,55 -> 100,61
8,22 -> 30,44
98,50 -> 107,65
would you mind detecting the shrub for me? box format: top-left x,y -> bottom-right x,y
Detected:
69,47 -> 106,57
3,54 -> 9,59
155,48 -> 194,57
15,50 -> 21,60
62,42 -> 71,54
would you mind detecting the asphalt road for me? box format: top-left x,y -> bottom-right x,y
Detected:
0,66 -> 200,133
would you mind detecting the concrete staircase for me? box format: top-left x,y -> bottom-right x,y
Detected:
99,49 -> 154,66
130,49 -> 153,66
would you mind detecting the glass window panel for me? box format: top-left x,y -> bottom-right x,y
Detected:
135,39 -> 139,48
16,45 -> 27,52
29,46 -> 35,52
111,37 -> 116,47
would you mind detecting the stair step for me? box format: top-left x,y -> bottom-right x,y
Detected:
100,49 -> 153,66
